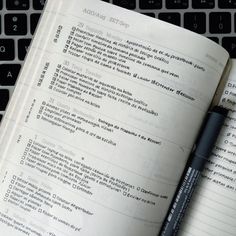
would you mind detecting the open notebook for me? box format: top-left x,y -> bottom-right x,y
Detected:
0,0 -> 235,235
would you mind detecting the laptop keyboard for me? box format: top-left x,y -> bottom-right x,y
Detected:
0,0 -> 44,120
0,0 -> 236,121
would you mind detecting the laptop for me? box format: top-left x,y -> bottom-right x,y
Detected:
0,0 -> 236,123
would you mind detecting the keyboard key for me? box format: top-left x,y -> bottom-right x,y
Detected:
18,39 -> 31,61
209,12 -> 231,34
222,37 -> 236,58
33,0 -> 46,10
30,14 -> 41,35
6,0 -> 29,10
142,13 -> 155,17
166,0 -> 188,9
0,90 -> 9,111
184,12 -> 206,34
140,0 -> 162,9
159,13 -> 181,26
219,0 -> 236,8
0,64 -> 21,86
5,14 -> 27,35
192,0 -> 214,9
208,37 -> 219,44
0,40 -> 15,61
113,0 -> 136,9
235,13 -> 236,32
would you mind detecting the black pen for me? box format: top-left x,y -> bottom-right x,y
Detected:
159,106 -> 228,236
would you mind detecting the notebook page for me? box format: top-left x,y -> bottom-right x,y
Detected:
179,60 -> 236,236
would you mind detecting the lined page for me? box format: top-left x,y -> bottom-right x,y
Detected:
179,60 -> 236,236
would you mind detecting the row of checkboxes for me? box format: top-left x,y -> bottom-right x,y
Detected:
3,175 -> 16,201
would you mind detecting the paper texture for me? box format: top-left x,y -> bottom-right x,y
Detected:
179,59 -> 236,236
0,0 -> 229,235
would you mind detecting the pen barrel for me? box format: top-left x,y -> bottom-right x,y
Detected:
159,167 -> 201,236
159,106 -> 228,236
193,107 -> 228,171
